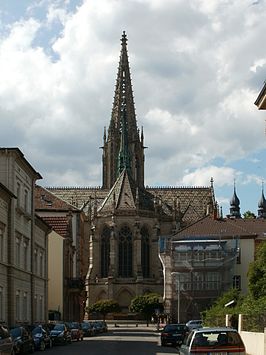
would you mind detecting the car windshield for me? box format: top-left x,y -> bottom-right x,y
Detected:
10,328 -> 21,338
164,324 -> 186,332
53,324 -> 64,331
32,327 -> 43,335
192,331 -> 244,347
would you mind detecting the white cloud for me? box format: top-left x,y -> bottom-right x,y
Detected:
0,0 -> 266,214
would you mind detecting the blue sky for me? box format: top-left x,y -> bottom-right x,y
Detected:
0,0 -> 266,216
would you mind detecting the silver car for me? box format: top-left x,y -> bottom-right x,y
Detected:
0,325 -> 14,355
179,327 -> 246,355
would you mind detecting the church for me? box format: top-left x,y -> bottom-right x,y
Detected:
48,32 -> 215,313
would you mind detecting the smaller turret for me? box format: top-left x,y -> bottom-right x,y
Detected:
229,182 -> 241,218
258,183 -> 266,218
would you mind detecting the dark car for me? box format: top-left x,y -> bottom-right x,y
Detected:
161,323 -> 189,347
81,322 -> 95,337
10,326 -> 34,354
49,323 -> 71,345
179,327 -> 246,355
31,325 -> 52,351
0,325 -> 14,355
65,322 -> 83,341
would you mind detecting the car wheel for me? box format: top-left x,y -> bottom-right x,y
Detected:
40,340 -> 46,351
48,339 -> 53,348
29,343 -> 35,353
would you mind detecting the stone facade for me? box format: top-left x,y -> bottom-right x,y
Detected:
0,148 -> 50,327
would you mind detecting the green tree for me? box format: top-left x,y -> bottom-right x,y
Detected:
129,293 -> 162,325
87,299 -> 120,320
242,210 -> 256,219
201,288 -> 242,327
248,241 -> 266,299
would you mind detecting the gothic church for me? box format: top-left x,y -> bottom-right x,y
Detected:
49,32 -> 215,312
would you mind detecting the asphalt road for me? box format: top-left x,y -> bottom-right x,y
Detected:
36,327 -> 179,355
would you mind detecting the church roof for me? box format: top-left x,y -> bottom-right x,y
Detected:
98,168 -> 155,216
35,185 -> 78,211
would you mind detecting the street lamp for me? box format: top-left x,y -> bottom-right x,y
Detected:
171,272 -> 180,323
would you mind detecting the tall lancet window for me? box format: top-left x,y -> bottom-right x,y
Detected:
141,226 -> 150,278
118,226 -> 132,277
100,226 -> 110,277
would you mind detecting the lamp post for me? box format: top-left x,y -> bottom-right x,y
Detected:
171,272 -> 181,323
177,278 -> 180,323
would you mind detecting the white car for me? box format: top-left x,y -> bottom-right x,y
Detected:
179,327 -> 246,355
185,320 -> 203,330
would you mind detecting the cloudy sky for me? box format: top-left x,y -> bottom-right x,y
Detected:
0,0 -> 266,216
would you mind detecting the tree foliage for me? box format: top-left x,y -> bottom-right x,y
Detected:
201,288 -> 242,327
247,241 -> 266,299
88,299 -> 120,320
129,293 -> 162,324
242,210 -> 256,219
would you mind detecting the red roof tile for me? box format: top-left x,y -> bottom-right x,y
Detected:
41,216 -> 69,238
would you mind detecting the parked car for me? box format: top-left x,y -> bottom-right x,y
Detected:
81,322 -> 95,337
185,320 -> 203,330
160,323 -> 189,347
92,321 -> 108,334
10,326 -> 34,354
0,325 -> 14,355
31,325 -> 52,351
179,327 -> 246,355
66,322 -> 83,341
49,323 -> 71,345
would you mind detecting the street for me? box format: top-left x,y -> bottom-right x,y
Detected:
36,326 -> 179,355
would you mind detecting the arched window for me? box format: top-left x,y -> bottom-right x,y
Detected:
141,226 -> 150,278
100,226 -> 110,277
118,226 -> 132,277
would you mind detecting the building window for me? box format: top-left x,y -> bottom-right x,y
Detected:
206,272 -> 221,290
0,286 -> 3,321
24,189 -> 28,212
23,292 -> 28,321
16,182 -> 21,207
23,240 -> 28,270
118,226 -> 132,277
34,249 -> 38,274
16,235 -> 21,267
193,272 -> 204,290
100,226 -> 110,278
236,248 -> 241,264
39,251 -> 43,277
0,228 -> 3,262
141,226 -> 150,278
233,275 -> 241,290
34,295 -> 37,322
39,296 -> 43,321
16,290 -> 20,321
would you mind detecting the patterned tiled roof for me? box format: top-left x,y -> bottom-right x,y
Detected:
98,169 -> 155,215
35,185 -> 78,211
47,184 -> 214,225
148,186 -> 214,227
173,215 -> 266,239
41,216 -> 69,238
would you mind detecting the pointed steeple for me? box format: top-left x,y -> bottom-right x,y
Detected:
117,99 -> 131,175
102,31 -> 145,189
229,181 -> 241,218
258,181 -> 266,218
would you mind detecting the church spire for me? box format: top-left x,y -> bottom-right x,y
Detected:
229,181 -> 241,218
117,98 -> 131,175
102,31 -> 145,189
258,181 -> 266,218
